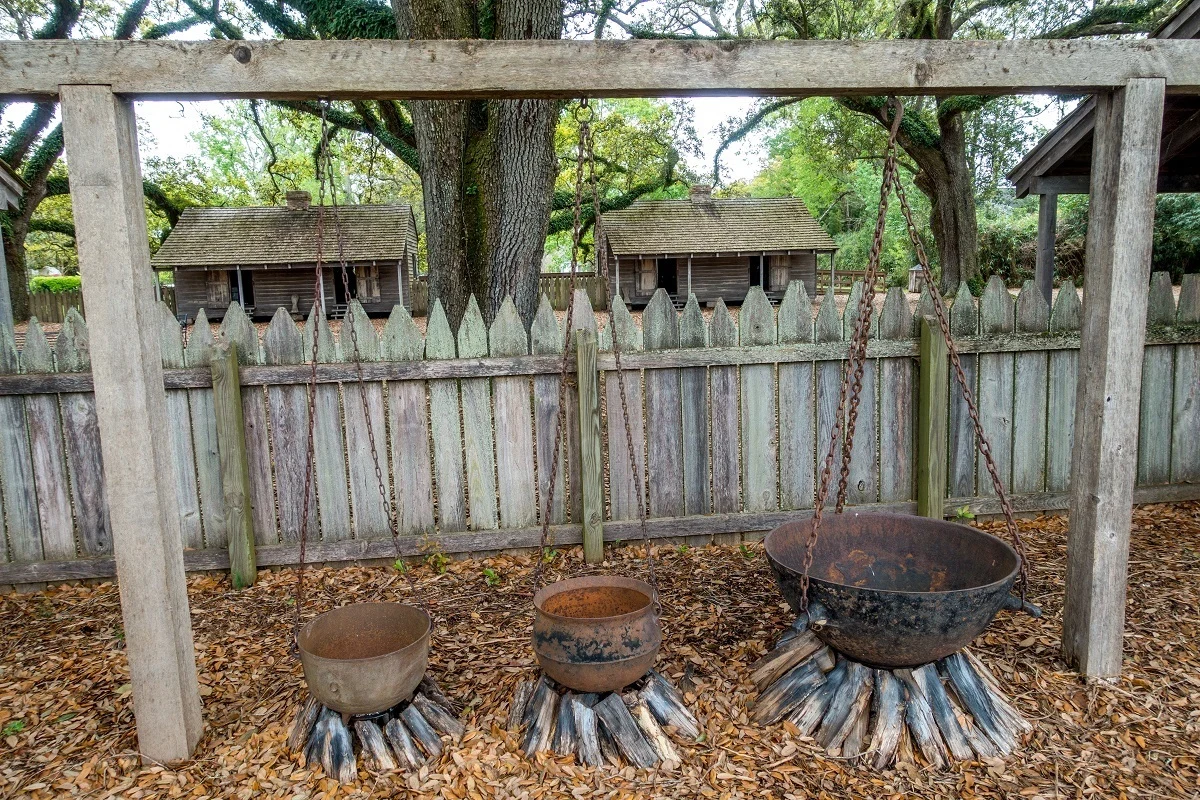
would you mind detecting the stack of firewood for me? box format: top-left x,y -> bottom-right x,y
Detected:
510,670 -> 702,768
751,623 -> 1032,768
287,676 -> 464,783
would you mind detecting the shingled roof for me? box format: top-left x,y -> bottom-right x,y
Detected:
599,195 -> 837,256
151,201 -> 416,269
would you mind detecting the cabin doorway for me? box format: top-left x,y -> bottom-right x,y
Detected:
656,258 -> 678,297
333,269 -> 358,306
748,256 -> 765,288
228,270 -> 255,308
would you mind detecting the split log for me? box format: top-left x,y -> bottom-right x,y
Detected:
750,629 -> 822,690
552,691 -> 577,756
753,659 -> 826,725
572,699 -> 604,767
632,699 -> 680,763
911,664 -> 973,761
642,671 -> 702,740
597,716 -> 622,766
574,692 -> 600,708
508,680 -> 535,733
355,720 -> 397,772
775,617 -> 810,648
323,713 -> 358,784
941,652 -> 1015,754
522,676 -> 553,731
303,710 -> 333,768
894,668 -> 949,769
287,696 -> 321,752
384,717 -> 425,769
401,703 -> 444,758
420,675 -> 457,715
788,660 -> 847,737
412,692 -> 465,741
963,650 -> 1032,735
814,646 -> 836,673
829,672 -> 872,758
816,661 -> 869,749
869,669 -> 906,770
521,679 -> 559,755
895,714 -> 915,764
595,692 -> 660,769
943,677 -> 998,759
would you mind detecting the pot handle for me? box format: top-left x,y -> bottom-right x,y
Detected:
1002,594 -> 1043,618
805,600 -> 836,629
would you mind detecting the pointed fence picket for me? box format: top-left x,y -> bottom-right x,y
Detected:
1,272 -> 1198,586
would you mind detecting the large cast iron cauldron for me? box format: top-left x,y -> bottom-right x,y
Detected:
298,603 -> 431,715
765,512 -> 1035,668
533,576 -> 661,693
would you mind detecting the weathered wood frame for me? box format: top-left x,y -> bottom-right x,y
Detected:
4,36 -> 1186,760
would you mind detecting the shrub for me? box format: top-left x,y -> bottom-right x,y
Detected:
29,275 -> 82,294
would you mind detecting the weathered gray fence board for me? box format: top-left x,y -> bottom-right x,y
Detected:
224,304 -> 276,546
843,283 -> 878,505
1047,283 -> 1081,492
382,305 -> 435,536
342,303 -> 391,538
740,287 -> 778,512
305,309 -> 350,542
159,303 -> 203,550
490,299 -> 537,529
606,297 -> 646,521
778,283 -> 815,510
1012,283 -> 1050,494
710,301 -> 740,514
57,312 -> 111,556
263,309 -> 315,544
426,301 -> 467,532
1172,275 -> 1200,483
186,313 -> 226,548
565,291 -> 596,523
814,290 -> 843,507
532,296 -> 567,525
643,290 -> 685,517
878,288 -> 914,503
679,296 -> 711,516
0,328 -> 40,563
22,321 -> 75,559
947,284 -> 978,497
976,278 -> 1014,496
1137,273 -> 1177,486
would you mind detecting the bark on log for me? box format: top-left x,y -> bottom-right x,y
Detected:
940,653 -> 1014,754
521,679 -> 559,755
869,670 -> 906,770
420,675 -> 457,715
355,720 -> 397,772
753,659 -> 827,725
895,668 -> 949,769
595,693 -> 659,769
572,699 -> 604,767
385,717 -> 425,769
751,629 -> 823,691
287,696 -> 320,753
552,691 -> 577,756
788,660 -> 847,737
912,664 -> 973,761
508,680 -> 535,733
642,671 -> 702,740
816,661 -> 869,749
401,704 -> 444,758
412,692 -> 464,741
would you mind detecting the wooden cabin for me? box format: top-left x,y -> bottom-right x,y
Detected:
596,186 -> 837,306
152,190 -> 418,321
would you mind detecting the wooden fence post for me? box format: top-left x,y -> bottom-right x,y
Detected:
211,341 -> 256,588
917,316 -> 948,519
576,327 -> 603,563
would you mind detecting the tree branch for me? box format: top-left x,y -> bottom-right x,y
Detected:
28,218 -> 75,238
713,97 -> 803,185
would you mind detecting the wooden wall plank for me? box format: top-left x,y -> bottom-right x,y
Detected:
56,310 -> 111,555
223,303 -> 277,546
709,300 -> 740,514
679,295 -> 710,516
917,316 -> 949,519
1047,282 -> 1081,492
23,319 -> 76,559
643,289 -> 684,517
382,304 -> 435,536
814,288 -> 843,508
1136,271 -> 1176,486
606,296 -> 646,521
843,282 -> 878,505
210,340 -> 256,588
878,288 -> 914,503
532,296 -> 566,525
740,287 -> 778,512
976,277 -> 1014,497
1172,274 -> 1200,483
263,309 -> 316,544
456,296 -> 498,530
565,290 -> 597,523
0,326 -> 40,563
778,282 -> 815,510
575,327 -> 604,562
342,302 -> 391,538
947,283 -> 978,498
159,303 -> 203,550
305,308 -> 350,542
1012,281 -> 1050,494
185,312 -> 226,548
427,300 -> 468,532
490,298 -> 537,529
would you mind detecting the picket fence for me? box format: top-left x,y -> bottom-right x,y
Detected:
0,272 -> 1197,585
409,273 -> 608,316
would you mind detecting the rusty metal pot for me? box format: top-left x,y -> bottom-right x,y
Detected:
298,602 -> 430,716
765,512 -> 1031,668
532,576 -> 661,693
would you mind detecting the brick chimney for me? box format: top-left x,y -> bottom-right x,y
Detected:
285,190 -> 311,211
689,184 -> 713,203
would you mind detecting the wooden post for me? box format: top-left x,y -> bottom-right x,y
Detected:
210,340 -> 257,588
1064,78 -> 1166,679
60,85 -> 203,761
1035,193 -> 1057,308
916,316 -> 948,519
576,327 -> 603,563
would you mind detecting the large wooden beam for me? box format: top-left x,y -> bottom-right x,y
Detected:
59,85 -> 203,761
1063,78 -> 1166,679
0,39 -> 1197,100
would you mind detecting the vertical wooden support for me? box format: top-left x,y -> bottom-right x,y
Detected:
1035,193 -> 1057,308
917,316 -> 948,519
576,328 -> 603,563
60,85 -> 202,761
1064,78 -> 1165,679
210,341 -> 256,589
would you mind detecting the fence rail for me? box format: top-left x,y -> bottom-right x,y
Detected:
0,272 -> 1197,586
409,273 -> 608,316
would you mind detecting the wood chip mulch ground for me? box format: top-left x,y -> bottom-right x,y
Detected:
1,502 -> 1198,799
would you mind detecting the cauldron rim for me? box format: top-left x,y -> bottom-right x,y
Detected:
764,511 -> 1021,597
297,601 -> 431,666
532,575 -> 658,623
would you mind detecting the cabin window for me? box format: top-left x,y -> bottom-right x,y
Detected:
356,265 -> 381,301
637,258 -> 656,295
206,270 -> 231,305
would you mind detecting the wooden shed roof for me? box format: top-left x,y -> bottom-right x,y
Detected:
0,158 -> 26,212
151,202 -> 416,269
599,196 -> 837,256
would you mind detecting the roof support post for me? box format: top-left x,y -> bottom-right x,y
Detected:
1035,193 -> 1057,307
614,254 -> 620,302
0,228 -> 11,336
687,254 -> 692,297
1063,78 -> 1165,679
60,84 -> 204,761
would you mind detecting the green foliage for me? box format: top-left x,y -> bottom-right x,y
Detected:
953,505 -> 976,523
541,547 -> 559,564
738,543 -> 755,560
393,558 -> 408,574
28,275 -> 81,294
1152,194 -> 1200,283
2,720 -> 25,737
481,567 -> 501,587
425,551 -> 451,574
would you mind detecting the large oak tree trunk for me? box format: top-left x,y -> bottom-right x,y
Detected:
3,225 -> 30,323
